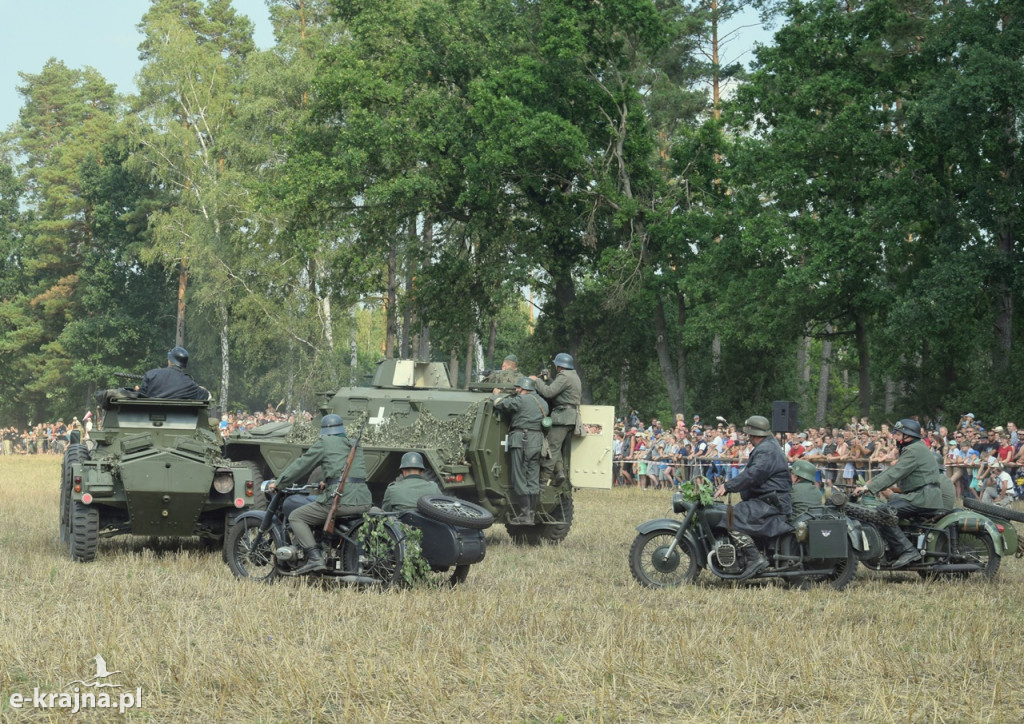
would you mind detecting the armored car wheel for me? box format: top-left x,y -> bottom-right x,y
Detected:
60,444 -> 90,548
69,499 -> 99,563
225,517 -> 279,583
629,530 -> 699,588
416,495 -> 494,529
962,496 -> 1024,524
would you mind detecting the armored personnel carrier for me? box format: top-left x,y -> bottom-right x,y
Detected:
225,359 -> 614,544
59,395 -> 261,562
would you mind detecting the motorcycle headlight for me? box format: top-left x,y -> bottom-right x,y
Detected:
672,492 -> 687,514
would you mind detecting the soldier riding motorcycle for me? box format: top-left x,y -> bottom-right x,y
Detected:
629,416 -> 866,590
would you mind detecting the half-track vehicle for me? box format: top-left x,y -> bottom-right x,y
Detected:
225,359 -> 614,544
59,394 -> 261,562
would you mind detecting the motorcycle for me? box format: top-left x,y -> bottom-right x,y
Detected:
629,488 -> 870,590
225,483 -> 494,587
842,491 -> 1022,579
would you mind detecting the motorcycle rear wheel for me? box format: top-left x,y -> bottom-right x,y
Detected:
345,519 -> 406,588
629,530 -> 698,588
225,517 -> 279,583
919,531 -> 999,581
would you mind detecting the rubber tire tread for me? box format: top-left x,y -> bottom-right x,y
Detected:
845,502 -> 897,527
60,444 -> 90,547
416,495 -> 495,529
70,499 -> 99,563
962,496 -> 1024,524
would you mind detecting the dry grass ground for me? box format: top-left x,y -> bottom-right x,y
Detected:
1,456 -> 1023,723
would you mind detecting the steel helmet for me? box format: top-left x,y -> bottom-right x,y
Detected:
320,414 -> 346,436
168,346 -> 189,368
790,459 -> 817,483
553,352 -> 574,369
515,376 -> 535,391
893,418 -> 922,439
742,415 -> 772,437
400,451 -> 425,470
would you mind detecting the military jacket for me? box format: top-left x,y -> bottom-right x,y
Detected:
723,436 -> 793,515
533,369 -> 582,426
138,366 -> 210,400
493,391 -> 548,448
277,434 -> 370,506
790,481 -> 823,516
866,439 -> 944,509
381,473 -> 442,513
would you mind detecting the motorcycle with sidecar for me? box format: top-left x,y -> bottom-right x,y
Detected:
225,483 -> 494,587
842,492 -> 1021,579
629,489 -> 873,590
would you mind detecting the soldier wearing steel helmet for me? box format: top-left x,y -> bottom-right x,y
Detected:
267,414 -> 370,574
713,414 -> 793,574
492,376 -> 549,524
790,459 -> 824,516
381,451 -> 442,513
531,352 -> 582,487
854,418 -> 944,568
138,346 -> 210,400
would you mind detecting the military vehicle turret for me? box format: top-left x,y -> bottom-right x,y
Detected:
225,359 -> 614,544
59,394 -> 261,562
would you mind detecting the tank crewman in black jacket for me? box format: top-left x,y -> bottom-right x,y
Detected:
138,346 -> 211,400
714,414 -> 793,574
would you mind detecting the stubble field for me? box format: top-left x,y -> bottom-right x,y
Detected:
1,455 -> 1023,723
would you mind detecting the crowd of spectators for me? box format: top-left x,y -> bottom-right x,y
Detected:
0,406 -> 311,457
612,411 -> 1024,505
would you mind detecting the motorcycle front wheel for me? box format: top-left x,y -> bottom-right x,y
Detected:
629,530 -> 698,588
225,517 -> 279,583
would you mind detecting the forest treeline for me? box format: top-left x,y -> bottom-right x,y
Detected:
0,0 -> 1021,429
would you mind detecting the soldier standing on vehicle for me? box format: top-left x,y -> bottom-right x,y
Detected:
789,459 -> 823,516
485,355 -> 520,385
138,347 -> 211,400
267,414 -> 371,574
853,418 -> 945,568
531,352 -> 582,487
492,376 -> 549,524
713,415 -> 793,575
381,451 -> 442,513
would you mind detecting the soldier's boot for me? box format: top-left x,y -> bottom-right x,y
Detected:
730,532 -> 768,575
509,495 -> 534,525
294,546 -> 327,575
878,525 -> 921,568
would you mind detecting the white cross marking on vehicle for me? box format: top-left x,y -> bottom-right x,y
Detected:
501,435 -> 509,452
369,406 -> 387,427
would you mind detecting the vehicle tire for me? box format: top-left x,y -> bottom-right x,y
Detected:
416,495 -> 494,530
60,443 -> 90,548
69,499 -> 99,563
844,502 -> 897,527
225,517 -> 279,583
962,496 -> 1024,524
822,548 -> 858,591
345,518 -> 406,588
628,529 -> 699,588
919,530 -> 1000,581
506,494 -> 574,545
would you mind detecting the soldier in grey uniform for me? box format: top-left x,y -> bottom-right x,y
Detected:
492,376 -> 549,524
854,418 -> 945,568
485,354 -> 520,385
531,352 -> 581,487
267,414 -> 370,574
382,451 -> 442,512
790,459 -> 824,516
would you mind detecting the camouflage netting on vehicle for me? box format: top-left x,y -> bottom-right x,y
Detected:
285,419 -> 322,446
363,405 -> 479,466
